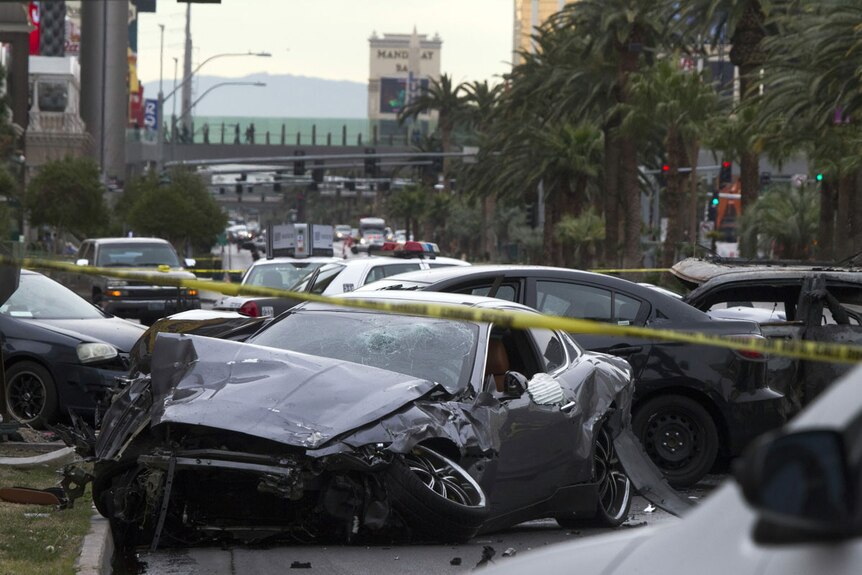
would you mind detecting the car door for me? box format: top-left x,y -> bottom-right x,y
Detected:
795,276 -> 862,404
527,279 -> 652,379
685,278 -> 804,406
485,326 -> 582,517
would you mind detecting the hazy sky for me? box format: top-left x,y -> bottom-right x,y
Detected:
136,0 -> 514,87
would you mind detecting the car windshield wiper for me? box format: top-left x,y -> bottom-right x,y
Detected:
380,284 -> 422,291
135,262 -> 175,267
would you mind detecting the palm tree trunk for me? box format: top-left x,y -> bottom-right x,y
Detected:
688,140 -> 701,254
818,177 -> 835,260
602,124 -> 621,266
620,134 -> 641,269
543,188 -> 556,265
619,34 -> 642,270
483,194 -> 497,261
662,129 -> 683,267
837,173 -> 853,260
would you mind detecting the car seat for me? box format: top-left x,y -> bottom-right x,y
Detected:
485,338 -> 510,392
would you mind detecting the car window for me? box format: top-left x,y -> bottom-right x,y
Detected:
95,242 -> 180,267
615,293 -> 643,325
536,281 -> 612,322
454,283 -> 518,302
250,310 -> 479,393
530,329 -> 567,372
536,281 -> 644,325
364,262 -> 422,284
1,273 -> 106,320
78,242 -> 94,263
244,262 -> 326,289
289,262 -> 345,293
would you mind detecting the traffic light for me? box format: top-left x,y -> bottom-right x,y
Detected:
657,164 -> 669,188
525,203 -> 537,228
293,151 -> 306,176
235,173 -> 245,196
719,161 -> 732,184
273,170 -> 284,192
708,189 -> 719,222
816,172 -> 824,182
364,148 -> 378,178
432,155 -> 443,174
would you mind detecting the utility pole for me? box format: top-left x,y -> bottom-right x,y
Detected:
181,3 -> 193,140
156,23 -> 165,170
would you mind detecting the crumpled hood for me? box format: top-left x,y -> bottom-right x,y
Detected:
147,333 -> 438,449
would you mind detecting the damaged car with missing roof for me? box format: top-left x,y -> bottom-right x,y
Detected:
58,291 -> 687,550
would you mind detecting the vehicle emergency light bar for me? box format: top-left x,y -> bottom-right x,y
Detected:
379,241 -> 440,259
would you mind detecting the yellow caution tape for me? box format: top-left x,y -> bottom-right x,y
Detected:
8,256 -> 862,365
188,269 -> 246,275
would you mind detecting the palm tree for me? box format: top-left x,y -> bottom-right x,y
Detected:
739,183 -> 819,260
674,0 -> 779,256
398,73 -> 469,190
756,0 -> 862,260
625,59 -> 720,266
553,0 -> 670,268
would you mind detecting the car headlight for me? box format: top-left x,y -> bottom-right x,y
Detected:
77,342 -> 118,364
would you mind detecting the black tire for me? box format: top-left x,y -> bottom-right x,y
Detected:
556,423 -> 632,528
386,445 -> 488,542
5,361 -> 59,428
633,395 -> 719,488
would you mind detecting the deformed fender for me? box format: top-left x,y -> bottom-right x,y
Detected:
613,427 -> 694,517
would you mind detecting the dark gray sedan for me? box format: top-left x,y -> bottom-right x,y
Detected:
79,292 -> 658,550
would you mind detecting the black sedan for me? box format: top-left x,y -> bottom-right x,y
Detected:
80,292 -> 661,549
355,266 -> 790,487
1,270 -> 146,427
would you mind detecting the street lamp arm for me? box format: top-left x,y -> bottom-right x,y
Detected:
164,51 -> 271,103
174,82 -> 266,124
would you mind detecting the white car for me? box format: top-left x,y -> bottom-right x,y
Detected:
486,362 -> 862,575
214,250 -> 470,317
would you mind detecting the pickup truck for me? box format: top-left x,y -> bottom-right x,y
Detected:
61,237 -> 201,325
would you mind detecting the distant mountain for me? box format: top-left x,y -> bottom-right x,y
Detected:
142,73 -> 368,118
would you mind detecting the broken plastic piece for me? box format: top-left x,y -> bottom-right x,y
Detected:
644,504 -> 656,513
0,486 -> 64,506
450,557 -> 462,566
290,561 -> 311,569
502,547 -> 517,557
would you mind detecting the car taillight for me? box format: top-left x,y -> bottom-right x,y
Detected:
733,335 -> 767,361
186,289 -> 198,297
238,301 -> 260,317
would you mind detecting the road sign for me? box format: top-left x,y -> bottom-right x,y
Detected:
143,98 -> 159,130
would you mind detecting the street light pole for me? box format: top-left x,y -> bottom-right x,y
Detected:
173,82 -> 266,125
171,57 -> 178,163
156,24 -> 165,172
156,51 -> 271,169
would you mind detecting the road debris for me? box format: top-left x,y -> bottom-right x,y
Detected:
502,548 -> 517,557
475,545 -> 496,568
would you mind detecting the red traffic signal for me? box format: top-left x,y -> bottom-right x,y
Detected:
662,164 -> 670,172
721,161 -> 731,168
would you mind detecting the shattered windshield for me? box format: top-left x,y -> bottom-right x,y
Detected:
248,310 -> 478,393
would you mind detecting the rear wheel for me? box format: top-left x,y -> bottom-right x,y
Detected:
386,445 -> 488,542
5,361 -> 58,428
556,423 -> 632,528
633,395 -> 719,488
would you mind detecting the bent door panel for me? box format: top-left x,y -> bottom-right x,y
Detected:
485,327 -> 578,517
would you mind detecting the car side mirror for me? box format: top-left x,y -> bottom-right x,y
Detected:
184,258 -> 196,268
502,371 -> 529,398
75,258 -> 88,266
736,429 -> 855,536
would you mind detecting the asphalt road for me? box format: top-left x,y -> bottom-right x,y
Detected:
128,475 -> 724,575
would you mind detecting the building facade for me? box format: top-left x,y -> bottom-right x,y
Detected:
513,0 -> 569,65
368,30 -> 441,140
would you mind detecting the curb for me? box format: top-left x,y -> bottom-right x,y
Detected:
76,514 -> 113,575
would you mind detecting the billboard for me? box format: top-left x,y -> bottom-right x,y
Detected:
379,77 -> 429,114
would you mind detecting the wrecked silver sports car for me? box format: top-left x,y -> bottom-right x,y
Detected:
79,292 -> 647,549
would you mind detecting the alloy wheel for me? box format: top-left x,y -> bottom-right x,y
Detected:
594,426 -> 631,522
7,369 -> 47,422
404,446 -> 485,508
